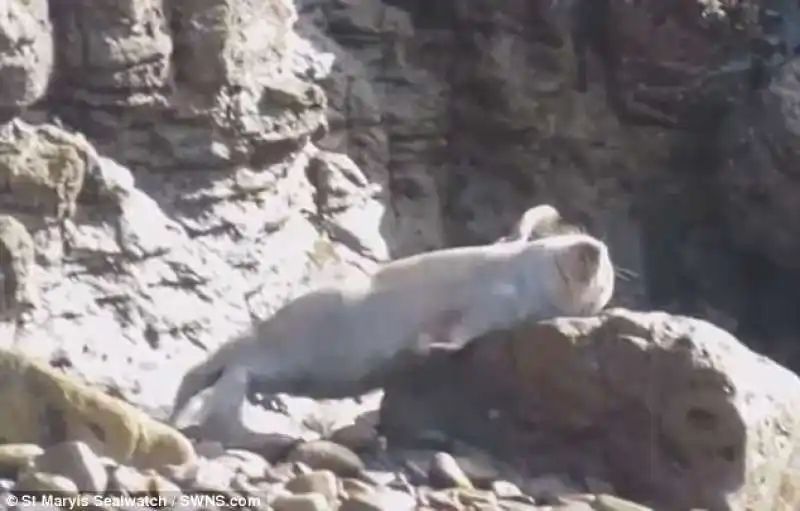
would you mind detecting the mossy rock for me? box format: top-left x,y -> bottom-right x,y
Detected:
0,348 -> 196,470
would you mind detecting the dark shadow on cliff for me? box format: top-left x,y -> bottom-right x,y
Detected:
639,107 -> 800,376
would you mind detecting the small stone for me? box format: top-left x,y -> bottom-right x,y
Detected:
214,449 -> 270,479
8,501 -> 61,511
293,462 -> 313,476
340,478 -> 375,497
108,465 -> 150,493
230,473 -> 272,503
594,494 -> 653,511
493,500 -> 539,511
522,475 -> 580,504
32,441 -> 107,492
98,456 -> 120,469
428,452 -> 473,489
338,488 -> 416,511
159,461 -> 201,486
448,447 -> 503,484
195,441 -> 226,459
555,502 -> 594,511
491,480 -> 522,499
329,421 -> 380,452
455,488 -> 496,507
272,493 -> 331,511
145,470 -> 182,498
361,470 -> 396,487
285,471 -> 338,500
425,489 -> 460,509
263,463 -> 296,484
286,441 -> 364,478
0,444 -> 43,477
16,471 -> 79,495
190,458 -> 236,491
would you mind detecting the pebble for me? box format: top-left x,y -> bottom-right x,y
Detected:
214,449 -> 270,479
447,448 -> 503,484
338,488 -> 416,511
272,492 -> 332,511
190,457 -> 237,491
492,480 -> 523,499
0,444 -> 43,477
286,441 -> 364,478
340,477 -> 375,497
456,488 -> 497,507
522,475 -> 581,504
31,441 -> 107,492
329,421 -> 380,453
495,500 -> 540,511
194,441 -> 226,459
557,501 -> 595,511
594,493 -> 654,511
107,465 -> 151,493
424,489 -> 460,509
16,470 -> 79,495
264,462 -> 298,484
145,470 -> 183,498
159,460 -> 201,486
428,452 -> 473,489
0,439 -> 655,511
285,470 -> 339,501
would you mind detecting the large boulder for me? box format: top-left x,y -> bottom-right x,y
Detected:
380,308 -> 800,510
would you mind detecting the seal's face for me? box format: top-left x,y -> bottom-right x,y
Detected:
546,234 -> 615,315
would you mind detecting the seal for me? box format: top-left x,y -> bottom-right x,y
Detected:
169,232 -> 615,430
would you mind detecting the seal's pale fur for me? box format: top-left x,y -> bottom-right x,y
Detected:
170,231 -> 615,429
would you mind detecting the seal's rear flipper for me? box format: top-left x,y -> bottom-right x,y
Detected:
170,383 -> 219,430
500,204 -> 562,243
171,366 -> 251,432
169,367 -> 224,426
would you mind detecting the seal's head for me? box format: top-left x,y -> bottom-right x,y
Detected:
539,233 -> 615,316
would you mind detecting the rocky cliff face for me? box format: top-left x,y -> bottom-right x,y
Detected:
1,0 -> 799,417
1,0 -> 800,509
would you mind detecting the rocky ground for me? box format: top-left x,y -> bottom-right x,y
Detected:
1,0 -> 800,510
0,438 -> 652,511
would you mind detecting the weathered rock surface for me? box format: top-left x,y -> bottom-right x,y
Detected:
380,309 -> 800,510
0,0 -> 798,510
716,56 -> 800,271
0,0 -> 52,113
